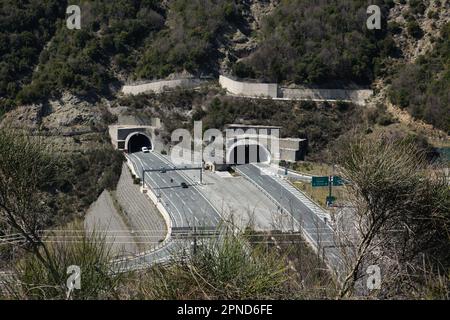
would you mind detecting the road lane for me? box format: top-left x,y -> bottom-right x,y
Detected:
129,152 -> 221,230
236,164 -> 343,273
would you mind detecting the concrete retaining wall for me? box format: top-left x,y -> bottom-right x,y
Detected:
219,75 -> 373,105
122,78 -> 204,95
126,157 -> 172,243
123,75 -> 373,105
280,88 -> 373,105
219,75 -> 278,98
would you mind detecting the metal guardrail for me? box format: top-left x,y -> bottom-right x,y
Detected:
234,166 -> 285,210
234,166 -> 321,254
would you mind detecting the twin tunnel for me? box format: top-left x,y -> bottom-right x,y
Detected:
125,132 -> 271,165
226,140 -> 271,165
125,132 -> 153,153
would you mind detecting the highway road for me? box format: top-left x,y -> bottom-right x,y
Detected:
129,152 -> 221,232
128,151 -> 221,231
236,163 -> 343,273
111,151 -> 223,271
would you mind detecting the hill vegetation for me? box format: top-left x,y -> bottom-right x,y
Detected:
16,0 -> 165,104
0,0 -> 66,110
135,0 -> 241,79
389,22 -> 450,134
233,0 -> 397,86
0,0 -> 448,135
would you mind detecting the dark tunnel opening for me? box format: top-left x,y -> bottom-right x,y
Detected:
228,144 -> 270,165
127,133 -> 152,153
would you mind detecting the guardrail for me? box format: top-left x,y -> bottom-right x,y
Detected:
234,166 -> 321,254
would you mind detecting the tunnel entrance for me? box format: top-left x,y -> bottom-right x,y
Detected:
125,132 -> 152,153
227,141 -> 271,165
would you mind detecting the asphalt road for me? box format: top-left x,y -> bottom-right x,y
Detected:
236,163 -> 343,273
113,151 -> 222,271
128,151 -> 221,231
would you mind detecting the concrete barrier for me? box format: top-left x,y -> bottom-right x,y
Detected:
126,157 -> 172,243
280,88 -> 373,105
219,75 -> 373,105
123,75 -> 373,104
122,78 -> 204,95
219,75 -> 278,98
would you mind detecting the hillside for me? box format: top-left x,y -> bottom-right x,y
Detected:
0,0 -> 449,301
0,0 -> 448,138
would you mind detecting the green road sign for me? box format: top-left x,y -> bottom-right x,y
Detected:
332,176 -> 345,186
312,176 -> 329,187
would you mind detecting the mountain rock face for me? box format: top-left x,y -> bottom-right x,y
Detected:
2,93 -> 108,133
42,93 -> 105,129
1,104 -> 43,130
388,0 -> 450,63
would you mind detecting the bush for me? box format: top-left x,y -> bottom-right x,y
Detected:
389,22 -> 450,133
409,0 -> 426,15
4,225 -> 126,300
407,20 -> 423,38
135,0 -> 241,79
134,229 -> 289,299
337,134 -> 450,297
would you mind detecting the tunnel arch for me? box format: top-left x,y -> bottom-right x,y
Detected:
125,132 -> 153,153
226,139 -> 271,165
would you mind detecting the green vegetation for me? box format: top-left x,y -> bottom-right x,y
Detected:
135,231 -> 290,299
6,225 -> 124,300
235,0 -> 396,85
135,0 -> 241,79
389,22 -> 450,134
3,226 -> 336,300
337,134 -> 450,298
54,146 -> 124,220
16,0 -> 165,104
0,0 -> 66,108
0,129 -> 123,264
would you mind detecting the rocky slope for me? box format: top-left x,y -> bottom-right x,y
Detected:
1,0 -> 448,147
368,0 -> 450,142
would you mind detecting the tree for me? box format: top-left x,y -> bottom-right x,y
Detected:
335,134 -> 450,298
0,129 -> 58,280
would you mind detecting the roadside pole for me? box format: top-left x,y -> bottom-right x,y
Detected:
328,175 -> 333,207
327,163 -> 336,207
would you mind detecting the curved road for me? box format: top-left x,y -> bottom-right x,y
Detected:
113,151 -> 222,271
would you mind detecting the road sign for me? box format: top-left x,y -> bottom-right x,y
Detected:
312,176 -> 329,187
332,176 -> 345,186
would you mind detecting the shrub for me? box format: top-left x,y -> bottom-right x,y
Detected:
134,229 -> 289,299
4,225 -> 126,300
407,20 -> 423,39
